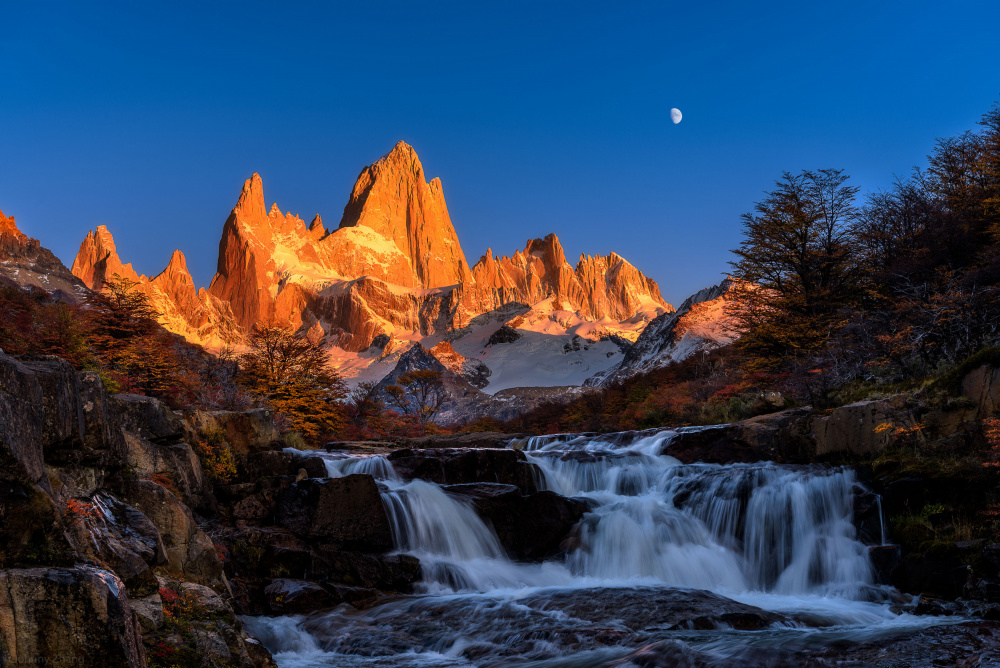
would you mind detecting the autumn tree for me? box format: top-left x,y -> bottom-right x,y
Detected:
86,273 -> 159,344
728,169 -> 860,369
346,380 -> 388,435
83,273 -> 195,402
238,324 -> 347,441
385,369 -> 446,426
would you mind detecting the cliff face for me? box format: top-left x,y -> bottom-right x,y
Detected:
338,141 -> 471,288
466,233 -> 670,321
68,141 -> 671,389
0,209 -> 88,301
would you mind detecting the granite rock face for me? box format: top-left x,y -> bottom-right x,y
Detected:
0,566 -> 146,667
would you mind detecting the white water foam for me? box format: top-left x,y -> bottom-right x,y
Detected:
257,431 -> 942,666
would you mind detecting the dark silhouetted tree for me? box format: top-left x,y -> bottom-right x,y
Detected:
728,169 -> 860,369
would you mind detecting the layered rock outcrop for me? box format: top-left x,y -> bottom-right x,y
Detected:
0,348 -> 276,666
0,209 -> 89,301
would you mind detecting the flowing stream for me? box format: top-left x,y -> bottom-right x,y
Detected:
246,430 -> 952,666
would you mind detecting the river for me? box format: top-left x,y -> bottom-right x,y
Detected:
244,429 -> 957,666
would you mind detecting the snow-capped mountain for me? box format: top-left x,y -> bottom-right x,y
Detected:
587,278 -> 741,386
70,142 -> 674,393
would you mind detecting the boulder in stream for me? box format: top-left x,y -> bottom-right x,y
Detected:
444,483 -> 589,560
388,447 -> 537,492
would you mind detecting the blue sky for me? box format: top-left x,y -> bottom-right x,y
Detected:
1,1 -> 999,304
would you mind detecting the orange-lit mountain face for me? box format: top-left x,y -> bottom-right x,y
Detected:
70,142 -> 675,389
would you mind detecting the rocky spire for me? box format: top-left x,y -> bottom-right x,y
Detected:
0,209 -> 26,242
207,173 -> 279,329
338,141 -> 471,288
308,214 -> 325,240
150,250 -> 202,318
71,225 -> 141,290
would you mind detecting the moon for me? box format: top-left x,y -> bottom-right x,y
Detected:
670,108 -> 682,124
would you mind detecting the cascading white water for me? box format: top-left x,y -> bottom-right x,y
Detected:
254,433 -> 939,666
522,429 -> 874,599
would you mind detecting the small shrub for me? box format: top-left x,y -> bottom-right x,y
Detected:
147,472 -> 181,496
193,430 -> 237,483
281,431 -> 309,450
64,499 -> 99,520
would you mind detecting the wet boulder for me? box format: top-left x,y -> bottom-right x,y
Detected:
388,448 -> 537,492
67,492 -> 167,596
399,431 -> 527,450
445,483 -> 589,560
665,408 -> 814,464
264,578 -> 339,613
309,549 -> 421,591
263,578 -> 379,613
0,566 -> 145,667
276,475 -> 393,552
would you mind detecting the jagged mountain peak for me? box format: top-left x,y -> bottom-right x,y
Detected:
0,209 -> 26,241
234,173 -> 267,225
338,140 -> 471,288
60,143 -> 676,396
308,214 -> 325,240
1,208 -> 88,301
71,225 -> 141,289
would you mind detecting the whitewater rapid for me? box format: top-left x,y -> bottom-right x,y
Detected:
248,430 -> 948,666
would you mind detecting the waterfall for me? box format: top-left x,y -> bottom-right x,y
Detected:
307,431 -> 876,600
254,433 -> 932,667
525,429 -> 874,598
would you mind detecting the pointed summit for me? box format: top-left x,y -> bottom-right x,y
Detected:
71,225 -> 140,290
234,173 -> 267,226
339,141 -> 471,288
308,214 -> 325,240
0,209 -> 27,242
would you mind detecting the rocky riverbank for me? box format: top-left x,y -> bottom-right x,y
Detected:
0,348 -> 587,666
5,344 -> 1000,666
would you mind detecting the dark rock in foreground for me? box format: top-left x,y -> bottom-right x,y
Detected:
300,586 -> 791,662
0,566 -> 146,667
444,482 -> 589,560
276,475 -> 393,552
388,447 -> 537,492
